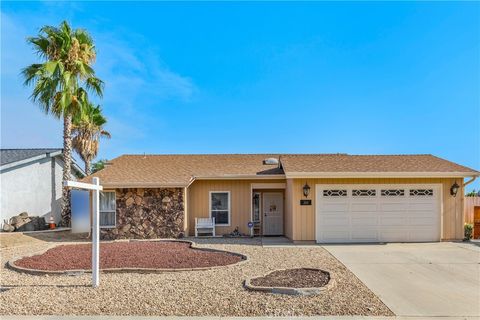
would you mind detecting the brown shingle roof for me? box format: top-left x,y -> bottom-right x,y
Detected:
281,154 -> 478,175
84,154 -> 478,187
85,154 -> 284,187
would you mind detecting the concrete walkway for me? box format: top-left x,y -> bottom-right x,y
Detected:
261,236 -> 293,246
1,316 -> 479,319
324,242 -> 480,318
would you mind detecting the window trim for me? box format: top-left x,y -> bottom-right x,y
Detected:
209,191 -> 231,226
100,190 -> 116,229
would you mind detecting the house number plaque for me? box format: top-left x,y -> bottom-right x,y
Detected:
300,200 -> 312,205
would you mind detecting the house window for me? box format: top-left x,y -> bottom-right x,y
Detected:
210,191 -> 230,226
253,193 -> 261,222
100,191 -> 116,228
323,189 -> 347,197
410,189 -> 434,196
381,189 -> 405,197
352,189 -> 376,197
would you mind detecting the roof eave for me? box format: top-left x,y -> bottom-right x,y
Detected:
285,171 -> 480,179
71,162 -> 86,177
0,151 -> 62,171
101,182 -> 188,189
98,174 -> 287,189
193,174 -> 286,180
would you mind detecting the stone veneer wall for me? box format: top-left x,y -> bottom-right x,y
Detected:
101,188 -> 184,240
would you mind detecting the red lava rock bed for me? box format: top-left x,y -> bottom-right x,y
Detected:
251,268 -> 331,288
13,241 -> 243,271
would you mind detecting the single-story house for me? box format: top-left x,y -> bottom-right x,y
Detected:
83,153 -> 478,243
1,148 -> 85,226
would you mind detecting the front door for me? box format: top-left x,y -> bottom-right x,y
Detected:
263,192 -> 283,235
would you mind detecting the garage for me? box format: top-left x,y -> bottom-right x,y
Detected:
315,184 -> 441,243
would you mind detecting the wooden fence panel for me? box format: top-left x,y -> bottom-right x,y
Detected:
464,196 -> 480,224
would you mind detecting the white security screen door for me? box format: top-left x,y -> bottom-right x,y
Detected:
316,184 -> 441,243
263,192 -> 284,235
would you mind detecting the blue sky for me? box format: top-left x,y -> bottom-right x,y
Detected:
1,2 -> 479,189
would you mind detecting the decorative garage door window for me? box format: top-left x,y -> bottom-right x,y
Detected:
100,191 -> 116,228
381,189 -> 405,196
352,189 -> 376,197
410,189 -> 434,196
210,191 -> 230,225
323,189 -> 347,197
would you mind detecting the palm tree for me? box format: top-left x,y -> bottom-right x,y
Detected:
91,159 -> 109,173
72,102 -> 111,175
22,21 -> 103,226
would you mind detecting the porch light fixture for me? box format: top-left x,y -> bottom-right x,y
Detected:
303,182 -> 310,198
450,182 -> 460,197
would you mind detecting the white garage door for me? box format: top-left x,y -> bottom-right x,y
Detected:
316,184 -> 441,243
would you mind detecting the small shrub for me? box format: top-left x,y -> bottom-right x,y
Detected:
464,223 -> 473,241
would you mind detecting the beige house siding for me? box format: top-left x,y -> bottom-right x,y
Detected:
284,179 -> 294,239
186,177 -> 464,240
186,179 -> 285,236
287,178 -> 464,241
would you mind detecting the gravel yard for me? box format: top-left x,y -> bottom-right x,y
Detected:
0,231 -> 393,316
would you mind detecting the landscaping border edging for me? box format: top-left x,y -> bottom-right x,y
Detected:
7,239 -> 248,276
244,268 -> 335,296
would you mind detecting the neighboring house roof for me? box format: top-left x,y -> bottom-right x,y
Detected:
0,148 -> 85,177
0,148 -> 62,165
84,153 -> 479,188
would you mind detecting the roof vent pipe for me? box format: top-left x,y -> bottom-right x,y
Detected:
263,158 -> 279,165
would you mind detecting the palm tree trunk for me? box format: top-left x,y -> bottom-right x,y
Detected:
85,156 -> 92,176
60,113 -> 73,227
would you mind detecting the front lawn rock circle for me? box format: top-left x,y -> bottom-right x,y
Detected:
244,268 -> 335,296
7,240 -> 247,275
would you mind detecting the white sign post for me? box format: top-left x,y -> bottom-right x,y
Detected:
64,177 -> 103,288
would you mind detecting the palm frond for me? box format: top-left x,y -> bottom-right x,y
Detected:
74,29 -> 94,46
26,36 -> 50,58
85,76 -> 104,97
60,21 -> 72,36
100,130 -> 111,139
21,64 -> 44,86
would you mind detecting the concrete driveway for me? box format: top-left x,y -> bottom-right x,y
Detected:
324,242 -> 480,318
